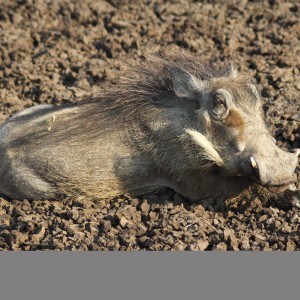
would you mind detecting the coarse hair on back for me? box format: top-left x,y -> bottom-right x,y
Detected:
78,45 -> 249,128
82,45 -> 215,119
84,45 -> 251,120
9,45 -> 249,146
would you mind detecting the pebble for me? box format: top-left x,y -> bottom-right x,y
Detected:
240,238 -> 251,250
140,201 -> 150,215
280,222 -> 292,233
0,214 -> 11,228
120,216 -> 128,228
286,239 -> 296,251
215,242 -> 228,251
130,199 -> 140,207
191,240 -> 209,251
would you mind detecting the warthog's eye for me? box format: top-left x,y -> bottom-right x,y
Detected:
210,90 -> 231,120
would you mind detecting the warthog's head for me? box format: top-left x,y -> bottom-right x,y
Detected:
170,64 -> 299,193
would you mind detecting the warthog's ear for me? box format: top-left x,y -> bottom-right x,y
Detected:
170,67 -> 205,98
222,62 -> 238,78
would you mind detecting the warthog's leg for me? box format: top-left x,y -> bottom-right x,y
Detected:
127,178 -> 173,197
114,155 -> 172,196
0,105 -> 56,200
0,157 -> 56,200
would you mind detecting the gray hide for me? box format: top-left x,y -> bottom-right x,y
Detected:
0,46 -> 298,201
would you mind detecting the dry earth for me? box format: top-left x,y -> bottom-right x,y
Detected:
0,0 -> 299,250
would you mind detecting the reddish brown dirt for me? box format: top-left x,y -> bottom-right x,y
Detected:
0,0 -> 299,250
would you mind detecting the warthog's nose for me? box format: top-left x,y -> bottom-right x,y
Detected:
240,150 -> 298,189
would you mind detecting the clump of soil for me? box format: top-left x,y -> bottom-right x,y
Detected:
0,0 -> 299,250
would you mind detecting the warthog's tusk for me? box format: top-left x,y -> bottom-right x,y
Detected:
288,184 -> 297,191
250,156 -> 258,169
294,149 -> 300,157
185,129 -> 224,166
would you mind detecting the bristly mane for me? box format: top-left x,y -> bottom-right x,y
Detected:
87,45 -> 216,112
10,46 -> 247,146
76,46 -> 225,128
85,45 -> 250,118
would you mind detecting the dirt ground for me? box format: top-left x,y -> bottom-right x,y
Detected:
0,0 -> 299,250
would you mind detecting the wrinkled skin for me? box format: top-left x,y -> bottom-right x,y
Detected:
168,66 -> 298,198
0,47 -> 298,201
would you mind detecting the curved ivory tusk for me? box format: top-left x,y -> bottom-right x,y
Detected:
288,184 -> 297,191
250,156 -> 258,169
294,149 -> 300,157
185,129 -> 224,166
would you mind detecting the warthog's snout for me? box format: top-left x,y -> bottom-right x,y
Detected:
239,139 -> 299,193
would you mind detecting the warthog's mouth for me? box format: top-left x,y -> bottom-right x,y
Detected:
236,171 -> 298,194
265,182 -> 298,194
240,154 -> 299,194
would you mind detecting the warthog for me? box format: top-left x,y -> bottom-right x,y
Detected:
0,46 -> 299,201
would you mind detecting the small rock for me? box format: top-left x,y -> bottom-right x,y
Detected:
65,224 -> 78,235
280,222 -> 292,233
130,198 -> 140,207
100,220 -> 112,232
166,201 -> 174,209
262,247 -> 273,251
286,239 -> 296,251
74,232 -> 85,240
274,220 -> 281,228
53,240 -> 65,250
213,218 -> 219,226
169,207 -> 182,215
0,214 -> 11,229
32,224 -> 46,243
240,238 -> 250,250
137,237 -> 153,248
191,240 -> 209,251
140,201 -> 150,214
229,236 -> 239,250
149,211 -> 158,222
46,63 -> 55,72
259,215 -> 268,222
223,228 -> 233,240
11,231 -> 27,245
93,201 -> 106,210
164,234 -> 174,246
136,223 -> 147,235
120,216 -> 128,228
71,209 -> 79,220
171,219 -> 180,230
86,222 -> 99,235
215,242 -> 228,251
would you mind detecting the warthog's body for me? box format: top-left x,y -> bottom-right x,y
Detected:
0,46 -> 298,201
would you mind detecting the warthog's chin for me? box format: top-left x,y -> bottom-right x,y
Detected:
264,183 -> 297,194
234,173 -> 298,194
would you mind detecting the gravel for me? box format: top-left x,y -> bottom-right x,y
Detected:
0,0 -> 299,251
